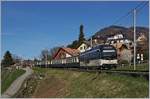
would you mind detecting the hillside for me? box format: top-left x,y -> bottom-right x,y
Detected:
16,67 -> 149,98
1,69 -> 26,94
93,25 -> 149,41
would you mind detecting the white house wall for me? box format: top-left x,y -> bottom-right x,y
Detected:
66,53 -> 71,57
77,43 -> 88,53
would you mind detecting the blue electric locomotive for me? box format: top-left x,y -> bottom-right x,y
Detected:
79,44 -> 118,69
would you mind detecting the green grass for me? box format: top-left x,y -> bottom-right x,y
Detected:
114,63 -> 149,71
32,67 -> 149,98
1,69 -> 26,94
33,67 -> 48,74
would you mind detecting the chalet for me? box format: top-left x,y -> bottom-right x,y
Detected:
107,34 -> 124,40
77,41 -> 90,53
77,36 -> 106,53
52,47 -> 80,59
136,33 -> 147,47
137,33 -> 147,42
112,43 -> 133,63
106,34 -> 133,46
92,36 -> 106,45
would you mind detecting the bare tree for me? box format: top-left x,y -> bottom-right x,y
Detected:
12,54 -> 23,64
40,49 -> 49,61
49,46 -> 61,58
40,46 -> 63,62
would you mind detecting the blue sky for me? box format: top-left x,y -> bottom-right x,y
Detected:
1,1 -> 149,60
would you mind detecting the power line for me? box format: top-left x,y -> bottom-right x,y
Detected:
112,1 -> 148,26
136,2 -> 149,13
134,1 -> 147,9
112,9 -> 132,25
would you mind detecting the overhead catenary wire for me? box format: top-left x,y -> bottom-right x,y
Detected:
112,1 -> 148,26
136,1 -> 149,13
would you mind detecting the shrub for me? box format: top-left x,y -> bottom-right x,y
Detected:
119,60 -> 129,65
143,50 -> 149,60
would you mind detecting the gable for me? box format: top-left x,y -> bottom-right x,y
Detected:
53,48 -> 79,59
53,48 -> 71,59
77,43 -> 87,50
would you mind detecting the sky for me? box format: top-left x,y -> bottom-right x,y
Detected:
1,1 -> 149,60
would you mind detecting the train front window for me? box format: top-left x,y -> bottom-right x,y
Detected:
102,50 -> 115,52
102,49 -> 117,59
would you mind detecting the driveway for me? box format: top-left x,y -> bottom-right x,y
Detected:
1,67 -> 33,98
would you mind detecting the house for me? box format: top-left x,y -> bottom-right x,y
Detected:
22,60 -> 34,68
106,33 -> 133,49
92,36 -> 106,45
52,47 -> 80,59
77,41 -> 91,53
77,36 -> 106,53
112,43 -> 133,64
89,35 -> 106,45
137,33 -> 147,42
137,33 -> 147,46
107,34 -> 124,40
106,34 -> 132,44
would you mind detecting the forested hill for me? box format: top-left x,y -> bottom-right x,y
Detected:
93,25 -> 149,41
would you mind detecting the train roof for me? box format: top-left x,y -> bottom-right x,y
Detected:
80,44 -> 115,55
91,44 -> 115,50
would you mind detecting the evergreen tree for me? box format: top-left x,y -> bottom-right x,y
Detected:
67,24 -> 86,49
67,40 -> 78,49
1,51 -> 14,67
78,24 -> 86,43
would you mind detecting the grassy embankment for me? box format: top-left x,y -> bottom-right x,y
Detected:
30,67 -> 148,98
1,68 -> 26,94
114,63 -> 149,71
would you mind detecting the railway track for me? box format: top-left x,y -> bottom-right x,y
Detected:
36,64 -> 149,80
99,70 -> 149,80
73,68 -> 148,80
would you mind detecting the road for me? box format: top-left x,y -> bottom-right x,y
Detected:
1,67 -> 33,98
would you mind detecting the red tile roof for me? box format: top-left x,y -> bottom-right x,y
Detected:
62,48 -> 80,56
53,47 -> 80,59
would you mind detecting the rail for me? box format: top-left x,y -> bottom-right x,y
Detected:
35,64 -> 149,80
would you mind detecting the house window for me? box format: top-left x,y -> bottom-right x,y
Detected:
80,47 -> 83,50
84,46 -> 86,49
120,40 -> 123,43
111,41 -> 114,44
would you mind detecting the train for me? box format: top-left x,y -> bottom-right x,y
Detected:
36,44 -> 118,69
79,44 -> 118,69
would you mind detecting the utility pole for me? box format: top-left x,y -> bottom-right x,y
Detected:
44,52 -> 48,68
90,36 -> 93,48
46,54 -> 47,68
133,9 -> 136,70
